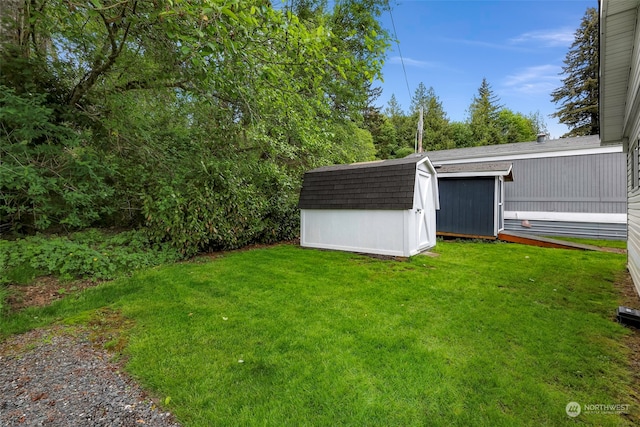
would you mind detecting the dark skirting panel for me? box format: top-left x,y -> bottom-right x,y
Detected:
436,177 -> 495,237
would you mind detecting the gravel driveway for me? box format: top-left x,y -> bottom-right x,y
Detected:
0,327 -> 181,427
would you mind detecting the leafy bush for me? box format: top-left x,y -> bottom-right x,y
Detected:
0,285 -> 7,314
0,85 -> 116,232
0,229 -> 183,284
142,160 -> 300,257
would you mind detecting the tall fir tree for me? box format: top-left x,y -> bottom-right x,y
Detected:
385,93 -> 415,156
407,83 -> 454,150
467,78 -> 504,146
422,86 -> 454,150
550,7 -> 598,137
409,82 -> 429,114
384,93 -> 404,118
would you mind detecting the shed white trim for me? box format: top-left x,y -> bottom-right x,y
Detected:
505,211 -> 627,224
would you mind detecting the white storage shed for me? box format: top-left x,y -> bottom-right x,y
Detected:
298,154 -> 439,257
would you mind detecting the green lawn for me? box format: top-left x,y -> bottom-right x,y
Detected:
1,241 -> 636,426
542,236 -> 627,250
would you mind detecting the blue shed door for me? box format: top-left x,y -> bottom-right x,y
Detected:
436,177 -> 496,237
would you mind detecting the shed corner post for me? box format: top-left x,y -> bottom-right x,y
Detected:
300,209 -> 306,247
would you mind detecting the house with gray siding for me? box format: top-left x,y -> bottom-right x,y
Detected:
428,135 -> 626,240
600,0 -> 640,294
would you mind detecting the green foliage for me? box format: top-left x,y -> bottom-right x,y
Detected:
394,146 -> 415,158
497,108 -> 538,144
364,107 -> 399,159
141,160 -> 299,256
378,81 -> 544,155
0,285 -> 7,314
551,7 -> 599,137
467,77 -> 504,146
528,110 -> 549,136
329,121 -> 377,163
449,121 -> 473,147
0,0 -> 392,245
416,85 -> 454,150
380,94 -> 416,158
0,229 -> 183,283
384,93 -> 405,118
0,85 -> 116,232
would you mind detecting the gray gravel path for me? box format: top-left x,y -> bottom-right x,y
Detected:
0,327 -> 181,427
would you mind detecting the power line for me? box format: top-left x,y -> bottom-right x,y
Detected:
388,5 -> 412,101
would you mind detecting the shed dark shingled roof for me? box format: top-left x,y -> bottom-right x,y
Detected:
298,154 -> 430,210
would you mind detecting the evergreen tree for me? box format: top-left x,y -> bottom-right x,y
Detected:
406,83 -> 454,150
467,78 -> 504,146
550,7 -> 598,137
409,82 -> 429,114
528,110 -> 549,137
364,104 -> 398,159
385,93 -> 414,157
384,93 -> 404,117
450,122 -> 473,148
422,86 -> 454,150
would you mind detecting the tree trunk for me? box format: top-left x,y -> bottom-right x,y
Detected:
0,0 -> 24,48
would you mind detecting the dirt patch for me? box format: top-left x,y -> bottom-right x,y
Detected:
6,276 -> 103,312
86,307 -> 135,355
615,271 -> 640,423
599,246 -> 627,254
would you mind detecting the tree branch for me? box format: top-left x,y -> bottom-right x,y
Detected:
67,0 -> 137,107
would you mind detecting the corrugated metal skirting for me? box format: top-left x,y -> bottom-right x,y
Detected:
503,219 -> 626,240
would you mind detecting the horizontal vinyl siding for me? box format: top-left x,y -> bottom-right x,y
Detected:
504,153 -> 627,214
504,219 -> 626,240
627,18 -> 640,295
629,139 -> 640,294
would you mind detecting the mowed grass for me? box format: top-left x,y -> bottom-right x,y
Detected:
543,236 -> 627,250
1,242 -> 636,426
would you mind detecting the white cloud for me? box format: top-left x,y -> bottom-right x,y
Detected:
388,56 -> 439,69
510,28 -> 575,47
503,64 -> 561,95
442,38 -> 528,52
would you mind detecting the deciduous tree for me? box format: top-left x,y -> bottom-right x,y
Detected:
0,0 -> 392,254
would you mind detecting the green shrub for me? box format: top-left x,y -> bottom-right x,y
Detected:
0,229 -> 183,284
0,285 -> 7,314
0,85 -> 116,232
142,160 -> 299,256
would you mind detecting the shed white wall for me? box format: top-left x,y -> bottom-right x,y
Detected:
301,209 -> 413,257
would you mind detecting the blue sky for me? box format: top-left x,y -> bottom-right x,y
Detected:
375,0 -> 597,139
